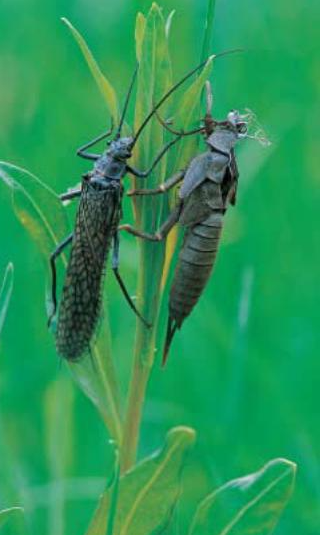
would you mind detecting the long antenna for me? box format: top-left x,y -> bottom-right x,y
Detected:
115,64 -> 139,139
132,48 -> 242,146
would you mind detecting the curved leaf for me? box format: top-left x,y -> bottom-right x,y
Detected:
165,10 -> 175,38
0,507 -> 24,529
0,161 -> 69,258
189,458 -> 296,535
86,426 -> 196,535
62,18 -> 119,124
0,161 -> 121,441
135,13 -> 146,63
0,262 -> 14,336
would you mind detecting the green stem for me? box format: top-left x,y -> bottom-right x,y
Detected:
120,330 -> 155,473
120,239 -> 164,473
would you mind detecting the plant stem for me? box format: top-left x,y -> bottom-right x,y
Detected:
120,238 -> 164,473
120,364 -> 149,473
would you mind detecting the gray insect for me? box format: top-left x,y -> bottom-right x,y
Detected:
120,81 -> 248,364
48,60 -> 219,361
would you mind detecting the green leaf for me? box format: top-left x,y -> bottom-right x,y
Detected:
0,161 -> 69,258
200,0 -> 216,63
0,161 -> 121,440
170,56 -> 213,171
0,507 -> 24,529
0,262 -> 14,336
165,10 -> 175,38
62,18 -> 119,124
128,2 -> 173,368
135,13 -> 146,63
70,328 -> 122,443
189,458 -> 296,535
86,427 -> 196,535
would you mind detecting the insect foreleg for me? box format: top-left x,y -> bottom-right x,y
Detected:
119,203 -> 181,241
127,170 -> 185,196
48,233 -> 73,326
60,187 -> 82,202
127,136 -> 182,178
77,122 -> 114,160
111,232 -> 151,328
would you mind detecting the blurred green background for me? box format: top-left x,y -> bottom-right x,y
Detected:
0,0 -> 319,534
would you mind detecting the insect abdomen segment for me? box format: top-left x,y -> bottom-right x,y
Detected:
169,211 -> 223,328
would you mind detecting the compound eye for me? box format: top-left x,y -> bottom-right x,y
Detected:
237,122 -> 247,134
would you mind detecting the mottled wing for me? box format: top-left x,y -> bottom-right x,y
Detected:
56,183 -> 121,360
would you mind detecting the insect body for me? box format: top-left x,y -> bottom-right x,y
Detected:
120,82 -> 248,363
49,60 -> 222,361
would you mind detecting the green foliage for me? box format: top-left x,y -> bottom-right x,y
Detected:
62,18 -> 120,124
189,459 -> 296,535
0,263 -> 14,336
86,427 -> 196,535
0,0 -> 315,533
0,161 -> 121,442
0,508 -> 24,530
0,161 -> 69,259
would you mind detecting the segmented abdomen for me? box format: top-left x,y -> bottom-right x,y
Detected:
56,183 -> 120,360
169,211 -> 223,328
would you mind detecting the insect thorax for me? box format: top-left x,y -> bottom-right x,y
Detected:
206,129 -> 238,154
93,154 -> 127,181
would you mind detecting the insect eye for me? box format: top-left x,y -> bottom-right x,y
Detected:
237,123 -> 247,134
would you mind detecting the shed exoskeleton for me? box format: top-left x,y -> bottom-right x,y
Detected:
120,81 -> 248,363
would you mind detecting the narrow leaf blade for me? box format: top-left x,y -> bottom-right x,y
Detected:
0,263 -> 14,336
0,161 -> 69,257
62,18 -> 119,124
135,13 -> 146,62
189,458 -> 296,535
0,161 -> 120,439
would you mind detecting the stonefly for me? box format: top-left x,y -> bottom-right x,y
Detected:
48,54 -> 235,361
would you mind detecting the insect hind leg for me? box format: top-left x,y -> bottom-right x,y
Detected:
111,233 -> 151,328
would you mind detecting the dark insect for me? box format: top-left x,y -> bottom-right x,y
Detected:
48,59 -> 223,361
120,81 -> 248,364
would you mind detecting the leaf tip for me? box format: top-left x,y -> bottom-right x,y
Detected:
61,16 -> 70,27
268,457 -> 297,477
7,262 -> 14,274
167,426 -> 196,447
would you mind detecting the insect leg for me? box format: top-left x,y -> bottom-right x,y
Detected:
127,136 -> 182,178
127,170 -> 184,196
48,233 -> 73,327
111,232 -> 151,328
60,187 -> 82,202
119,203 -> 181,241
77,121 -> 114,160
